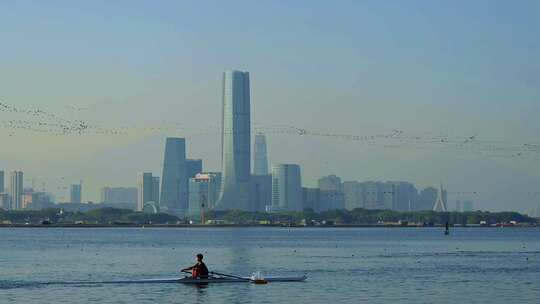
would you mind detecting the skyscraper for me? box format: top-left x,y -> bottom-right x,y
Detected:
253,133 -> 269,175
186,159 -> 203,179
250,174 -> 272,212
0,170 -> 8,209
137,172 -> 154,211
70,183 -> 82,204
0,193 -> 10,210
0,170 -> 4,193
343,181 -> 363,210
362,181 -> 381,210
455,200 -> 462,212
216,70 -> 251,211
151,176 -> 160,204
418,186 -> 437,211
318,175 -> 345,211
462,200 -> 474,212
188,176 -> 209,218
387,181 -> 418,211
271,164 -> 303,212
160,137 -> 187,213
100,187 -> 138,209
302,187 -> 320,211
9,171 -> 23,209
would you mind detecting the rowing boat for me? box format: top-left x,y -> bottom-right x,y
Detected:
99,275 -> 307,284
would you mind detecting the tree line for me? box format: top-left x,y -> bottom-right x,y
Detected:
1,207 -> 535,225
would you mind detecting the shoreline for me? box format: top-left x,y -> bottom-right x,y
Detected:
0,224 -> 537,228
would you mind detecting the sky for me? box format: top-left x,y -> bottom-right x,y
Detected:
0,0 -> 539,212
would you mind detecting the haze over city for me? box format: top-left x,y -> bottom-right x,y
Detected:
1,1 -> 539,212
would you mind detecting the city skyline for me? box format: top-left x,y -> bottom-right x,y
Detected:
0,69 -> 486,214
1,1 -> 539,212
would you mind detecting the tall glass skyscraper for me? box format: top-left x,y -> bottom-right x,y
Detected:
271,164 -> 302,212
216,70 -> 251,211
186,159 -> 203,179
9,171 -> 23,210
160,137 -> 187,213
137,172 -> 153,211
0,170 -> 4,193
151,176 -> 160,205
253,133 -> 269,175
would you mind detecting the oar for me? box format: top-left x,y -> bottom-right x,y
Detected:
210,271 -> 250,281
210,271 -> 267,284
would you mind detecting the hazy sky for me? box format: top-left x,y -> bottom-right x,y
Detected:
1,0 -> 539,212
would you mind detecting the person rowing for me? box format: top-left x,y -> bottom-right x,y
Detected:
181,253 -> 209,278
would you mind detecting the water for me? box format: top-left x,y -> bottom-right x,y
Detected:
1,227 -> 539,303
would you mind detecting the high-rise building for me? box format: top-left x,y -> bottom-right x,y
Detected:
455,200 -> 462,212
70,183 -> 82,204
318,175 -> 345,211
216,70 -> 251,211
0,170 -> 4,193
185,158 -> 202,208
462,200 -> 474,212
271,164 -> 303,212
152,176 -> 160,205
100,187 -> 138,209
186,159 -> 203,179
362,181 -> 381,209
21,189 -> 53,209
418,187 -> 438,211
253,133 -> 269,175
0,193 -> 10,210
188,172 -> 222,218
319,191 -> 345,211
199,172 -> 222,210
137,172 -> 154,211
188,176 -> 210,216
250,174 -> 272,212
343,181 -> 418,211
388,182 -> 418,211
9,171 -> 23,209
302,187 -> 320,211
160,137 -> 187,213
343,181 -> 363,210
319,175 -> 342,192
381,182 -> 395,210
188,177 -> 208,218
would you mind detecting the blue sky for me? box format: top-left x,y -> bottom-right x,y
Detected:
1,1 -> 539,212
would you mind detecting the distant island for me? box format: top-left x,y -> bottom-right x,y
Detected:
0,207 -> 537,227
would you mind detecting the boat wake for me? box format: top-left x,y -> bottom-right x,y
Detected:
0,275 -> 307,289
0,280 -> 44,290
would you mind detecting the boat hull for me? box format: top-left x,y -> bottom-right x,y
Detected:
100,276 -> 307,284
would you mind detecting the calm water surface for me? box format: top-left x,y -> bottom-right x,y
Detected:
1,227 -> 539,303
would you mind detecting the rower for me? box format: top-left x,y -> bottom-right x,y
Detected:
181,253 -> 209,278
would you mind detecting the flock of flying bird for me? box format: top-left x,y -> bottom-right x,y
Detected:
1,100 -> 539,160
